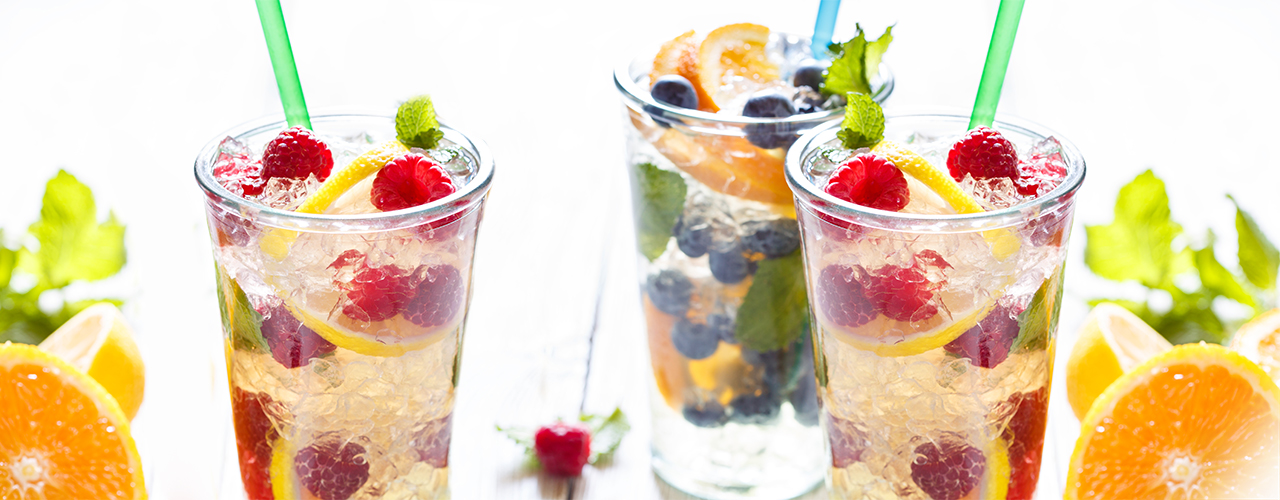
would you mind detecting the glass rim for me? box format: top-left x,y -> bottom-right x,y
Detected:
613,36 -> 894,126
785,112 -> 1087,232
194,111 -> 495,232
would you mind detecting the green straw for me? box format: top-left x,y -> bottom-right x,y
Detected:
255,0 -> 311,129
968,0 -> 1025,130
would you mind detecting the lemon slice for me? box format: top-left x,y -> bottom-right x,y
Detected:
1065,303 -> 1172,420
872,140 -> 1021,260
38,302 -> 146,420
1230,308 -> 1280,383
269,438 -> 302,500
284,300 -> 457,358
697,23 -> 778,108
829,288 -> 1000,357
975,438 -> 1011,500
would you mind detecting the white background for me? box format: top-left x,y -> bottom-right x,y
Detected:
2,0 -> 1278,498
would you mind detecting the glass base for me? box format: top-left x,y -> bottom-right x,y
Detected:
653,453 -> 822,500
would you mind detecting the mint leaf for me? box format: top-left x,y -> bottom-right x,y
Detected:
862,26 -> 893,84
735,251 -> 808,352
395,95 -> 444,149
837,92 -> 884,149
495,424 -> 539,468
1151,295 -> 1225,345
216,266 -> 268,353
630,162 -> 687,261
1229,195 -> 1278,291
581,408 -> 630,464
822,25 -> 893,97
1011,268 -> 1063,353
1194,230 -> 1255,308
1084,170 -> 1181,289
17,170 -> 126,289
0,232 -> 14,289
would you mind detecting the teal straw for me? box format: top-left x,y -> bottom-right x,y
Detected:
255,0 -> 312,129
968,0 -> 1026,129
811,0 -> 842,58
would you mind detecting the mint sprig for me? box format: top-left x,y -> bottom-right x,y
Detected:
1232,194 -> 1279,291
822,25 -> 893,97
395,95 -> 444,149
735,251 -> 809,352
216,265 -> 268,353
837,92 -> 884,150
630,162 -> 687,261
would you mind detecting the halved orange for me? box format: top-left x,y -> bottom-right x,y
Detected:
650,30 -> 718,113
697,23 -> 778,109
0,342 -> 146,499
1065,343 -> 1280,499
1230,308 -> 1280,383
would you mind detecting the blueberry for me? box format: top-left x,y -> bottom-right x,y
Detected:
646,269 -> 693,317
742,92 -> 798,150
671,319 -> 719,360
792,62 -> 826,91
683,399 -> 729,428
709,245 -> 756,284
672,215 -> 711,258
650,75 -> 699,109
794,100 -> 820,115
642,104 -> 680,129
742,219 -> 800,258
729,389 -> 781,424
708,313 -> 736,344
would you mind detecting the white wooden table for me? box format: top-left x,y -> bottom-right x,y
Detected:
2,1 -> 1278,499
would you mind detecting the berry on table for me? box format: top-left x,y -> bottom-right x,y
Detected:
404,264 -> 465,328
371,153 -> 457,212
262,126 -> 334,181
646,269 -> 694,317
947,126 -> 1019,182
741,219 -> 800,258
260,305 -> 336,368
534,422 -> 592,476
671,319 -> 719,360
910,435 -> 986,500
824,153 -> 909,212
816,265 -> 878,327
650,75 -> 700,110
295,437 -> 370,500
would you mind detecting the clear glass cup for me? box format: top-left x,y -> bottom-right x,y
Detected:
613,33 -> 892,499
785,114 -> 1084,500
195,114 -> 493,500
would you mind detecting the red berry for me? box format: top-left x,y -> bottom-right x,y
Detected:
826,414 -> 866,468
1013,151 -> 1068,197
214,150 -> 267,197
262,126 -> 334,181
1003,388 -> 1049,500
866,264 -> 939,322
260,305 -> 336,368
910,435 -> 986,500
404,265 -> 464,328
947,127 -> 1019,182
412,415 -> 453,468
816,265 -> 878,327
295,437 -> 370,500
341,263 -> 415,322
534,422 -> 592,476
371,153 -> 457,212
824,153 -> 909,211
943,302 -> 1022,368
231,388 -> 278,500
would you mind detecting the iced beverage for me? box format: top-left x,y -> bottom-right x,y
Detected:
195,107 -> 492,500
785,111 -> 1082,500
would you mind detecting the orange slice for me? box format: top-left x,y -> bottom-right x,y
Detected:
1065,343 -> 1280,499
0,342 -> 146,499
1230,308 -> 1280,383
651,30 -> 718,113
648,127 -> 794,210
644,297 -> 689,410
697,23 -> 778,109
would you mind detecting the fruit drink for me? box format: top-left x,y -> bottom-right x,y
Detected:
195,102 -> 493,500
614,23 -> 892,498
784,107 -> 1083,500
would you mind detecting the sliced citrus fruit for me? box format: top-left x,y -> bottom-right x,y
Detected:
1065,343 -> 1280,499
829,287 -> 1000,357
648,127 -> 794,210
973,438 -> 1011,500
38,302 -> 146,420
644,297 -> 689,410
0,342 -> 146,499
697,23 -> 778,109
651,30 -> 718,113
284,300 -> 458,358
1065,303 -> 1172,420
269,438 -> 304,500
1230,308 -> 1280,383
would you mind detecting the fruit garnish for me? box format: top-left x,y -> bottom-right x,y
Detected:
671,319 -> 720,360
943,302 -> 1022,369
1013,149 -> 1067,197
260,304 -> 337,368
1230,308 -> 1280,382
643,297 -> 690,410
644,126 -> 793,206
837,92 -> 885,150
792,62 -> 825,91
708,243 -> 756,284
816,265 -> 877,327
866,262 -> 942,322
1065,343 -> 1280,499
650,75 -> 700,110
1001,387 -> 1048,500
1065,303 -> 1172,419
650,30 -> 718,113
824,153 -> 909,211
729,389 -> 781,424
214,145 -> 267,197
871,140 -> 984,215
498,408 -> 631,476
395,94 -> 444,149
340,262 -> 414,322
683,399 -> 729,428
370,153 -> 457,212
262,126 -> 335,181
741,219 -> 800,259
741,91 -> 797,149
827,415 -> 867,468
631,162 -> 688,261
821,24 -> 893,97
232,388 -> 278,500
696,23 -> 778,109
403,264 -> 465,328
910,434 -> 1009,500
947,126 -> 1019,182
0,342 -> 145,499
37,303 -> 146,420
646,269 -> 694,317
270,435 -> 371,500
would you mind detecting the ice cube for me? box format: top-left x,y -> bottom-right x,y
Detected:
212,136 -> 264,197
959,175 -> 1022,210
259,175 -> 322,210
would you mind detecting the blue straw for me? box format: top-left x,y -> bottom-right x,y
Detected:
811,0 -> 842,58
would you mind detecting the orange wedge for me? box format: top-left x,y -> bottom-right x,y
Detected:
651,30 -> 718,113
1230,308 -> 1280,383
697,23 -> 778,109
0,342 -> 146,499
1065,343 -> 1280,499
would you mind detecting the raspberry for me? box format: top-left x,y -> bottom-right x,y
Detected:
260,305 -> 337,368
1003,388 -> 1049,500
816,265 -> 878,327
827,414 -> 866,468
824,153 -> 910,211
295,437 -> 370,500
262,126 -> 334,181
534,422 -> 592,476
231,388 -> 277,500
943,303 -> 1022,368
866,264 -> 938,322
411,415 -> 452,468
910,435 -> 986,500
1013,151 -> 1068,197
214,150 -> 267,197
371,153 -> 457,212
404,265 -> 464,328
341,263 -> 415,322
212,209 -> 256,247
947,127 -> 1019,182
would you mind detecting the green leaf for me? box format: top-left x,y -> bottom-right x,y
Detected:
837,92 -> 885,150
1151,294 -> 1225,345
1083,170 -> 1181,289
216,266 -> 268,353
581,408 -> 630,464
0,232 -> 14,289
19,171 -> 126,289
629,162 -> 687,261
1229,195 -> 1279,291
495,424 -> 540,468
735,251 -> 809,352
821,25 -> 892,97
1194,230 -> 1255,309
1011,268 -> 1064,353
395,95 -> 444,149
862,26 -> 893,84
